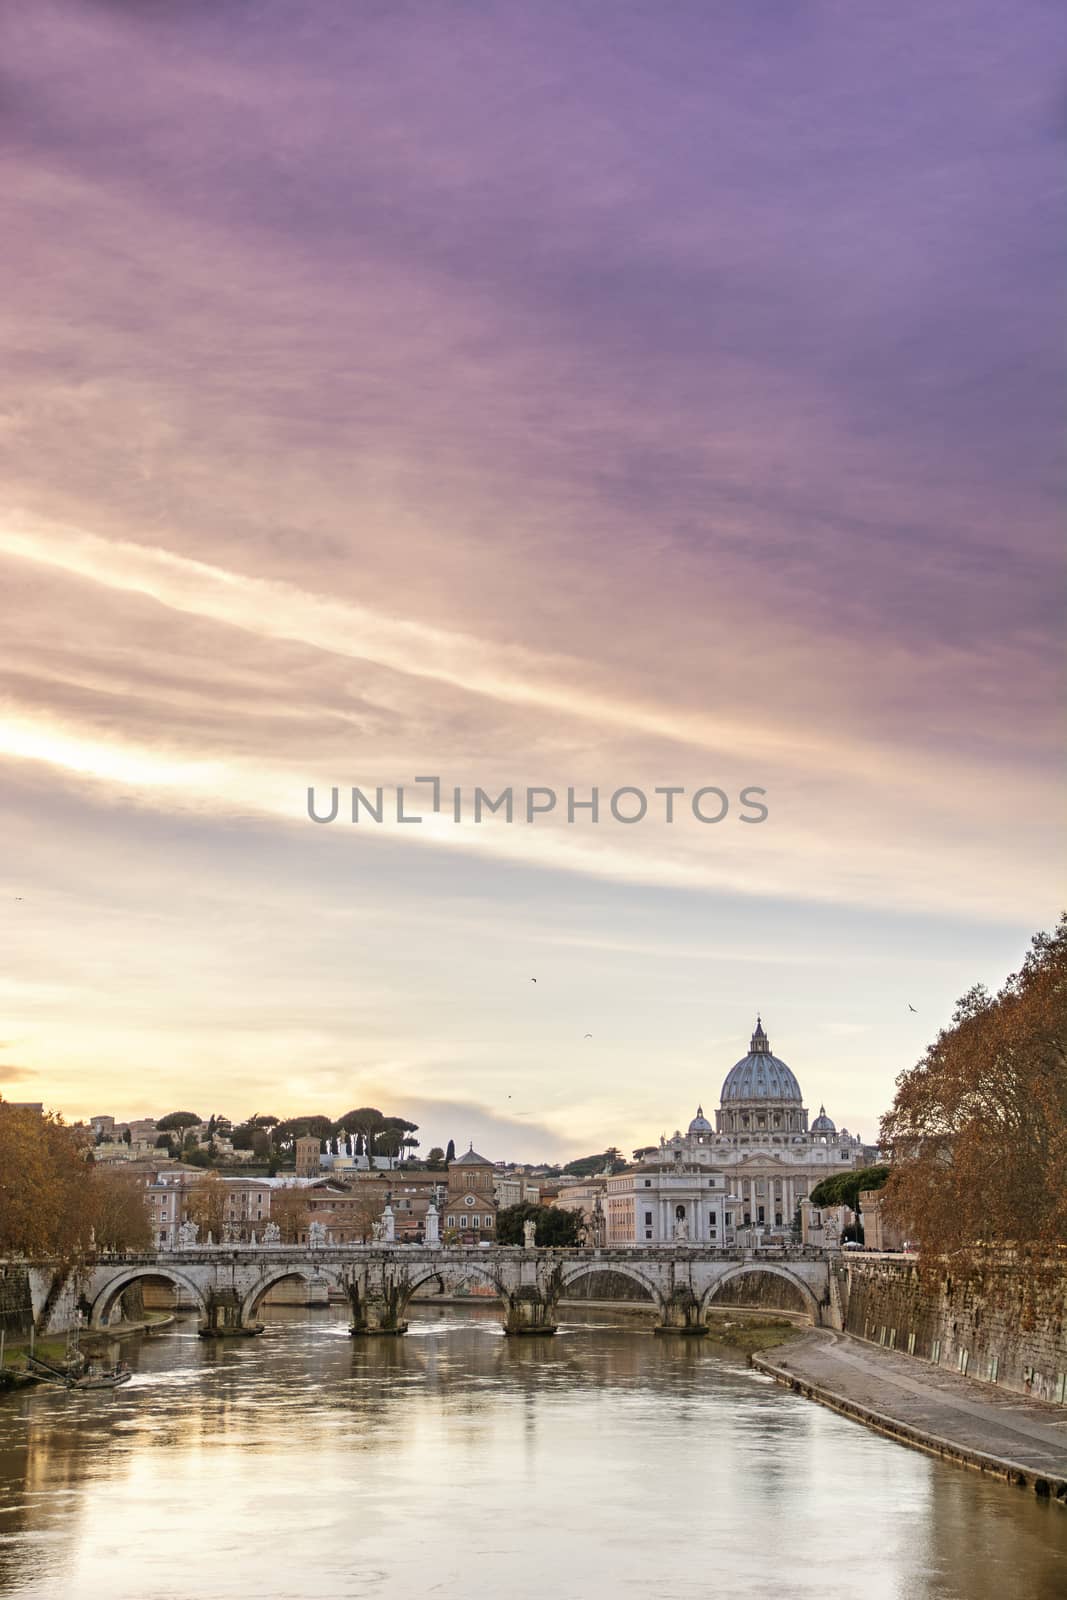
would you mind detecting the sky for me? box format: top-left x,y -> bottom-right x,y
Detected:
1,0 -> 1063,1161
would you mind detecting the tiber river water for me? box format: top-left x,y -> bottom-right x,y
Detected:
0,1303 -> 1064,1600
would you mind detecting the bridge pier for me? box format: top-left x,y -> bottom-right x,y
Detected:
653,1288 -> 708,1337
503,1291 -> 558,1336
199,1289 -> 263,1339
347,1275 -> 409,1336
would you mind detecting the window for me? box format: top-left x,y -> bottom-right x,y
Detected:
725,1212 -> 732,1225
757,1206 -> 765,1223
644,1179 -> 652,1187
645,1230 -> 653,1239
484,1216 -> 493,1228
708,1215 -> 716,1230
472,1215 -> 480,1228
446,1216 -> 455,1228
644,1211 -> 653,1225
743,1212 -> 751,1224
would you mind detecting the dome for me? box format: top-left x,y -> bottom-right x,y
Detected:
719,1018 -> 803,1105
810,1104 -> 836,1134
687,1104 -> 713,1136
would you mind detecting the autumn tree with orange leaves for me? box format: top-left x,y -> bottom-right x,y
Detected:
880,915 -> 1067,1256
0,1100 -> 151,1258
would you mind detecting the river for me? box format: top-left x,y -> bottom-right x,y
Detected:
1,1304 -> 1063,1598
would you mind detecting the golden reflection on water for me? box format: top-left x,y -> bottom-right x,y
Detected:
1,1305 -> 1064,1600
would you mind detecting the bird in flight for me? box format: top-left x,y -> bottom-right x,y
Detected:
908,1004 -> 917,1013
530,977 -> 537,983
584,1033 -> 593,1038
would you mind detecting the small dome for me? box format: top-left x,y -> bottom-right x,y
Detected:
688,1104 -> 713,1136
810,1104 -> 836,1134
720,1017 -> 803,1105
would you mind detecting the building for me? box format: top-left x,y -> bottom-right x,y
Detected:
144,1171 -> 275,1245
858,1186 -> 907,1251
303,1172 -> 447,1243
606,1019 -> 877,1246
295,1136 -> 321,1178
605,1157 -> 736,1246
799,1199 -> 855,1247
554,1178 -> 609,1244
494,1173 -> 541,1208
444,1146 -> 498,1244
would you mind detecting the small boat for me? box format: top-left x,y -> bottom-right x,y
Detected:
70,1363 -> 132,1390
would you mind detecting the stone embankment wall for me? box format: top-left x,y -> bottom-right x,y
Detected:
836,1252 -> 1067,1404
0,1267 -> 34,1337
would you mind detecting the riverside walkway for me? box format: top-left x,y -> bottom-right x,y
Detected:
754,1329 -> 1067,1501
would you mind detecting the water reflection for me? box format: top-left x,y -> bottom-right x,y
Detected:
0,1305 -> 1063,1599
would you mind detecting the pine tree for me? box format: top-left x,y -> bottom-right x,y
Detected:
445,1138 -> 456,1163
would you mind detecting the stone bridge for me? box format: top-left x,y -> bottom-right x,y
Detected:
73,1246 -> 836,1337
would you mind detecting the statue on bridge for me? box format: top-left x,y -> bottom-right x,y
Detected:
308,1220 -> 327,1247
523,1219 -> 537,1250
673,1214 -> 690,1244
261,1221 -> 281,1245
177,1220 -> 198,1248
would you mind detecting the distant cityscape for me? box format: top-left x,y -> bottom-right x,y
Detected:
29,1020 -> 896,1255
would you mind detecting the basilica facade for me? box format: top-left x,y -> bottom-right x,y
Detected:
604,1019 -> 877,1247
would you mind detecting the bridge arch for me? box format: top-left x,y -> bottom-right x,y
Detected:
239,1265 -> 342,1324
403,1263 -> 507,1307
703,1263 -> 821,1322
557,1261 -> 661,1308
89,1265 -> 209,1328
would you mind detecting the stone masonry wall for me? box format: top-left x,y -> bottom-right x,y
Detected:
0,1266 -> 34,1336
836,1252 -> 1067,1404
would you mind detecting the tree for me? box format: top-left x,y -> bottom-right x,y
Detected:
808,1165 -> 889,1211
154,1132 -> 175,1152
273,1116 -> 333,1157
157,1111 -> 201,1133
89,1168 -> 152,1252
425,1147 -> 446,1170
270,1186 -> 311,1244
376,1116 -> 419,1160
0,1101 -> 94,1259
880,915 -> 1067,1257
496,1203 -> 583,1248
334,1108 -> 386,1168
445,1139 -> 456,1163
563,1149 -> 626,1178
0,1102 -> 150,1259
187,1173 -> 228,1241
